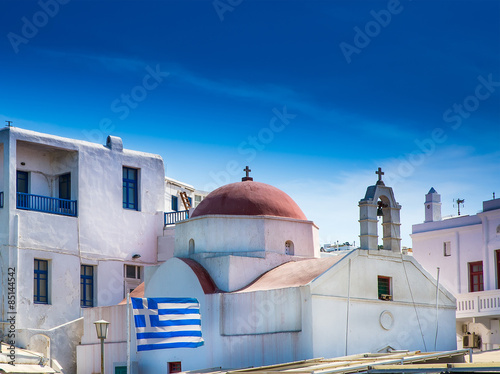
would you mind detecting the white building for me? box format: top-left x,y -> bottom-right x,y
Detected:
160,178 -> 208,262
164,176 -> 208,214
77,170 -> 456,373
412,188 -> 500,351
0,127 -> 166,373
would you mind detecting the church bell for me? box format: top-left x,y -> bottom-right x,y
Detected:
377,206 -> 384,216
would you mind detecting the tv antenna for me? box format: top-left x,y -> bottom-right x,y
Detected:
453,198 -> 465,216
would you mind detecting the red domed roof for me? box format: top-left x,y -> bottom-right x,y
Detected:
191,181 -> 307,220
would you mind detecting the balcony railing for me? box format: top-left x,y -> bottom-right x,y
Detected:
164,210 -> 189,226
456,289 -> 500,318
17,192 -> 77,217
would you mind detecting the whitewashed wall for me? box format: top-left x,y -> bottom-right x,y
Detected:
413,206 -> 500,295
311,250 -> 457,358
412,223 -> 482,295
77,304 -> 130,374
139,258 -> 312,372
175,215 -> 318,257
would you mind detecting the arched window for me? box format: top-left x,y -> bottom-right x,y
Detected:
285,240 -> 294,255
189,239 -> 195,255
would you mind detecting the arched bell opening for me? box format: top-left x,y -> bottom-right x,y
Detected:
377,195 -> 391,250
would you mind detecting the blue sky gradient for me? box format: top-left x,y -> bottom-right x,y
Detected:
1,0 -> 499,246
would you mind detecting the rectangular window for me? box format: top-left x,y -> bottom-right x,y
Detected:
124,265 -> 142,297
17,170 -> 29,193
59,173 -> 71,200
168,362 -> 182,373
171,196 -> 178,212
444,241 -> 451,256
125,265 -> 142,279
80,265 -> 94,307
123,167 -> 138,210
378,276 -> 392,300
469,261 -> 484,292
195,195 -> 202,207
34,259 -> 48,304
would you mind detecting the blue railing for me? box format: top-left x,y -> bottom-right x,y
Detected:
164,210 -> 189,226
17,192 -> 77,217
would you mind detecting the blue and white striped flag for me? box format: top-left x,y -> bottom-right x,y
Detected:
131,297 -> 204,351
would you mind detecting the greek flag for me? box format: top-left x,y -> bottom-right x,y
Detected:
131,297 -> 204,351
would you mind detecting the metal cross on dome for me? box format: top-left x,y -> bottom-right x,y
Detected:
242,166 -> 253,181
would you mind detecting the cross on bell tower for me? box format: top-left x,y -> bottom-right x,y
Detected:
375,167 -> 385,185
242,166 -> 253,181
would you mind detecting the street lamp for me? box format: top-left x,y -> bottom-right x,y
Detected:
94,320 -> 110,374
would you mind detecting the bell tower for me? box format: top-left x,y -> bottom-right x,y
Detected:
359,168 -> 402,252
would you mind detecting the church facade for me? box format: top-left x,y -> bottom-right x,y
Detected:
76,170 -> 457,373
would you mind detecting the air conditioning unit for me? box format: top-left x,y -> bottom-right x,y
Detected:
463,333 -> 480,348
380,294 -> 392,301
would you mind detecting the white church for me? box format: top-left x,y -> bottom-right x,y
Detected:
77,167 -> 457,373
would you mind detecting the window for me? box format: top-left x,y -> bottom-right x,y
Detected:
123,167 -> 138,210
171,196 -> 178,212
469,261 -> 484,292
168,362 -> 182,373
443,241 -> 451,256
195,195 -> 203,207
285,240 -> 294,255
59,173 -> 71,200
189,239 -> 195,255
378,276 -> 392,300
34,259 -> 48,304
80,265 -> 94,307
125,265 -> 141,279
124,264 -> 142,297
188,197 -> 192,207
17,171 -> 29,193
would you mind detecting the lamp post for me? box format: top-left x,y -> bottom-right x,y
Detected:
94,320 -> 110,374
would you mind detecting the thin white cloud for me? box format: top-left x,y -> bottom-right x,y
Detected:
33,48 -> 147,73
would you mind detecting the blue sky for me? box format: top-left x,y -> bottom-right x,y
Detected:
1,0 -> 499,247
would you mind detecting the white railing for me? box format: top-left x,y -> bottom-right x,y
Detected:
456,289 -> 500,318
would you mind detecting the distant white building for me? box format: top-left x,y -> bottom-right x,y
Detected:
412,188 -> 500,351
159,178 -> 209,262
0,127 -> 166,373
77,170 -> 456,373
164,176 -> 208,214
